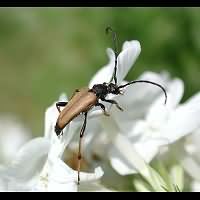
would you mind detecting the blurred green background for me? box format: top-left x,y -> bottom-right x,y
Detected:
0,7 -> 199,136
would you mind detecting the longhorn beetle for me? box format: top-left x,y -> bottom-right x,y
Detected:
54,27 -> 167,185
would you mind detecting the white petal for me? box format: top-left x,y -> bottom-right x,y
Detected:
0,115 -> 32,164
185,128 -> 200,158
116,40 -> 141,84
50,157 -> 104,183
146,104 -> 170,131
109,135 -> 168,175
110,157 -> 137,175
89,48 -> 115,88
162,93 -> 200,143
115,70 -> 169,111
150,78 -> 184,110
89,40 -> 141,88
79,167 -> 104,183
167,78 -> 184,108
47,181 -> 77,192
6,137 -> 50,182
111,71 -> 170,132
109,134 -> 148,175
181,91 -> 200,108
145,78 -> 184,129
139,71 -> 170,83
134,138 -> 169,163
44,157 -> 103,192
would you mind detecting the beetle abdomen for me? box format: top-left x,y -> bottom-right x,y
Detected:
55,88 -> 97,133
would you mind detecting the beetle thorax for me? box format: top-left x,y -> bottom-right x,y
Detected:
91,84 -> 108,99
91,82 -> 121,99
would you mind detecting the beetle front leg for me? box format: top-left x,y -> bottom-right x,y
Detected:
95,102 -> 110,116
101,99 -> 123,111
56,101 -> 68,113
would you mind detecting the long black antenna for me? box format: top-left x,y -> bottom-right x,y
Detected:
118,80 -> 167,105
106,26 -> 119,85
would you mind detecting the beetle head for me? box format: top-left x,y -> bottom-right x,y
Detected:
107,82 -> 121,95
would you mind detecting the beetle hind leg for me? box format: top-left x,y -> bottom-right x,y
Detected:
77,112 -> 88,185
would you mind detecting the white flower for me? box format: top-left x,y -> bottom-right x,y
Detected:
64,39 -> 173,178
0,94 -> 104,192
63,37 -> 200,179
181,128 -> 200,191
67,39 -> 169,173
0,115 -> 32,165
110,79 -> 200,175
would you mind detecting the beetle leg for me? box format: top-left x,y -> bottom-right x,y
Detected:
77,112 -> 88,185
95,102 -> 110,116
56,101 -> 68,113
102,99 -> 124,111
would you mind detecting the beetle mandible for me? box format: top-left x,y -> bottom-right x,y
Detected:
54,27 -> 168,185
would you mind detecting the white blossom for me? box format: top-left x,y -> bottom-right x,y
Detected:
182,128 -> 200,192
110,79 -> 200,175
68,39 -> 169,174
66,37 -> 200,179
0,94 -> 104,192
0,115 -> 32,165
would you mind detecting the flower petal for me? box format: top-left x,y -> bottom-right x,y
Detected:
109,134 -> 168,175
149,78 -> 184,111
89,48 -> 115,88
111,71 -> 170,133
162,92 -> 200,143
89,40 -> 141,88
110,157 -> 137,175
133,138 -> 169,163
0,115 -> 32,164
6,137 -> 50,182
109,134 -> 148,175
116,40 -> 141,84
145,78 -> 184,130
79,167 -> 104,183
109,134 -> 167,192
43,156 -> 103,192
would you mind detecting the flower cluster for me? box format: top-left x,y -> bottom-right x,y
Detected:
0,37 -> 200,192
